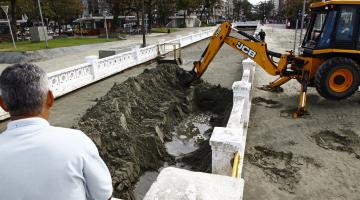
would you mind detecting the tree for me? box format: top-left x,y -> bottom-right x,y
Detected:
48,0 -> 83,32
198,0 -> 222,22
233,0 -> 253,21
176,0 -> 201,27
284,0 -> 319,18
254,1 -> 274,21
0,0 -> 18,38
1,0 -> 83,34
155,0 -> 176,26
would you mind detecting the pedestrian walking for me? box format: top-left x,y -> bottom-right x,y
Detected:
258,29 -> 266,42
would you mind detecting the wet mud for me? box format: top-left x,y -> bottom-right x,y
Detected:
279,108 -> 310,119
246,146 -> 321,193
257,85 -> 284,93
311,129 -> 360,159
252,97 -> 283,108
77,64 -> 232,199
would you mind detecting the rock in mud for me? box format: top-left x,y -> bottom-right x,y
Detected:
77,64 -> 233,199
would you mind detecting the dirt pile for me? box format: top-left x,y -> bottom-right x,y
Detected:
77,64 -> 232,199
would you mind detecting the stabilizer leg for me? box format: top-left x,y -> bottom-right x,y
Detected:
293,71 -> 309,118
268,76 -> 292,89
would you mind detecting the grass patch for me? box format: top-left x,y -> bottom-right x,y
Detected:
151,28 -> 179,33
0,37 -> 121,52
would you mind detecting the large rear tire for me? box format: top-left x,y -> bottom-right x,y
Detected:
315,57 -> 360,100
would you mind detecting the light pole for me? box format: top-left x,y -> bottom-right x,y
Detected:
37,0 -> 48,48
299,0 -> 306,44
103,11 -> 109,40
1,5 -> 16,48
141,0 -> 146,47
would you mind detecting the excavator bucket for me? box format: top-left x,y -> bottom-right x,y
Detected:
176,69 -> 197,86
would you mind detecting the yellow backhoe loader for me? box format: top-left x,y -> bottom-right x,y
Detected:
180,0 -> 360,117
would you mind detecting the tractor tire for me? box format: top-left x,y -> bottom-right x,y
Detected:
315,57 -> 360,100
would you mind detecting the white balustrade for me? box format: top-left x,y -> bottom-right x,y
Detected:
209,59 -> 256,200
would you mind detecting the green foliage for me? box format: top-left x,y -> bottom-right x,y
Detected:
233,0 -> 253,21
1,0 -> 83,24
254,1 -> 274,20
176,0 -> 201,14
199,0 -> 222,21
284,0 -> 321,18
155,0 -> 176,26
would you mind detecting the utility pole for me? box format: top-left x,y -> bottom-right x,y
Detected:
1,5 -> 16,48
103,11 -> 109,40
141,0 -> 146,47
299,0 -> 306,44
294,11 -> 300,52
37,0 -> 48,48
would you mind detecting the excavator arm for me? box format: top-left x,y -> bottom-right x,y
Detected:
180,21 -> 310,117
190,22 -> 287,80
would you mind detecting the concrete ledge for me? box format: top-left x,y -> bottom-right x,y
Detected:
210,127 -> 244,175
144,167 -> 244,200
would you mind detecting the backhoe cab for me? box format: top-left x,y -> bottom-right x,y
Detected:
181,0 -> 360,118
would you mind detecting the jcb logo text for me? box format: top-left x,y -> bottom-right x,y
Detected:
236,42 -> 257,58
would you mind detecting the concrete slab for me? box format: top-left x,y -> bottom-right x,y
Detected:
144,167 -> 244,200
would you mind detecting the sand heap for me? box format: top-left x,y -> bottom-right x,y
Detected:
77,64 -> 232,199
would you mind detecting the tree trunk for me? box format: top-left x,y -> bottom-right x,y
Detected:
136,10 -> 140,32
199,5 -> 206,21
112,2 -> 120,33
147,0 -> 153,33
183,10 -> 186,28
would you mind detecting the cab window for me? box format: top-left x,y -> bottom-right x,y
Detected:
317,11 -> 336,48
334,7 -> 357,47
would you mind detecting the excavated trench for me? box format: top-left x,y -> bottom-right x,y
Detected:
77,64 -> 233,199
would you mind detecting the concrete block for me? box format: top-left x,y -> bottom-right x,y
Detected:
99,50 -> 121,59
210,127 -> 243,175
227,97 -> 245,128
232,81 -> 252,124
144,167 -> 244,200
30,26 -> 48,42
242,69 -> 251,83
242,59 -> 256,83
232,81 -> 251,98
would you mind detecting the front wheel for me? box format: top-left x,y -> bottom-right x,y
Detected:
315,57 -> 360,100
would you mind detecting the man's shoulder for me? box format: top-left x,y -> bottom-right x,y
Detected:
48,126 -> 84,137
45,126 -> 98,154
46,126 -> 94,146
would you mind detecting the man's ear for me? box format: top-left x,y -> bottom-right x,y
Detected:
46,90 -> 54,108
0,96 -> 9,112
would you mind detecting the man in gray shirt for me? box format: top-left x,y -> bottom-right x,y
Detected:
0,63 -> 113,200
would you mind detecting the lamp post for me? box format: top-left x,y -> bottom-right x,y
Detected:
103,11 -> 109,40
299,0 -> 306,44
1,5 -> 16,48
37,0 -> 48,48
141,0 -> 146,47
